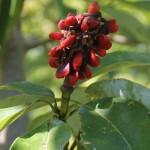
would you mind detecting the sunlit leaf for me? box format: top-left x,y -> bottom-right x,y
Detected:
79,98 -> 150,150
0,81 -> 54,97
86,78 -> 150,110
10,119 -> 71,150
28,112 -> 52,130
0,94 -> 50,131
77,51 -> 150,87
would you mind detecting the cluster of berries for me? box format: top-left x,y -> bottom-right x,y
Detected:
48,2 -> 119,86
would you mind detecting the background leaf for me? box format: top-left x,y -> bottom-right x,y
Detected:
91,51 -> 150,78
0,94 -> 50,131
86,79 -> 150,110
79,98 -> 150,150
0,0 -> 11,46
122,1 -> 150,11
0,81 -> 54,97
77,51 -> 150,86
10,119 -> 71,150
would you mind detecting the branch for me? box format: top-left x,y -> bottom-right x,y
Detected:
25,39 -> 50,50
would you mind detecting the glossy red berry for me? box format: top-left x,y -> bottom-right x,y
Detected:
58,20 -> 66,30
88,49 -> 100,67
81,21 -> 89,32
48,2 -> 118,86
95,48 -> 106,57
83,66 -> 92,78
87,18 -> 99,29
76,14 -> 84,23
65,16 -> 77,26
73,52 -> 83,71
48,57 -> 59,68
56,63 -> 70,78
69,72 -> 79,86
58,35 -> 76,50
49,32 -> 63,40
98,34 -> 112,50
108,19 -> 119,33
88,2 -> 100,14
48,46 -> 59,57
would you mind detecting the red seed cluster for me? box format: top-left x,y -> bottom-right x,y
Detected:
48,2 -> 119,86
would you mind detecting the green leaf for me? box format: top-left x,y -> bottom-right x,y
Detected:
0,94 -> 50,131
28,112 -> 52,130
86,79 -> 150,110
10,119 -> 71,150
78,51 -> 150,86
79,101 -> 131,150
0,81 -> 55,130
79,98 -> 150,150
92,51 -> 150,77
0,81 -> 54,97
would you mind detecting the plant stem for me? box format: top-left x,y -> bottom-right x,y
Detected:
60,77 -> 73,120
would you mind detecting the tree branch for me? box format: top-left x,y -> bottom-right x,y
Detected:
25,39 -> 50,50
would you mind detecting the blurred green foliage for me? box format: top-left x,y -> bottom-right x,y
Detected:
20,0 -> 150,128
0,0 -> 150,136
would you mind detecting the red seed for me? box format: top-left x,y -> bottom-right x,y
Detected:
65,16 -> 77,26
98,34 -> 112,50
106,40 -> 112,50
76,14 -> 84,23
56,63 -> 70,78
58,35 -> 76,50
81,21 -> 89,32
48,57 -> 59,68
73,52 -> 83,71
95,48 -> 106,57
69,72 -> 79,86
108,19 -> 119,33
88,49 -> 100,67
58,20 -> 66,30
83,66 -> 92,78
88,2 -> 100,14
87,18 -> 99,29
109,24 -> 119,33
48,46 -> 58,57
49,32 -> 63,40
108,19 -> 116,26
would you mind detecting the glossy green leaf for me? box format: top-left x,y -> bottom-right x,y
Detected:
78,51 -> 150,86
93,51 -> 150,77
79,98 -> 150,150
0,81 -> 54,97
86,79 -> 150,110
0,94 -> 50,131
28,112 -> 52,130
10,119 -> 71,150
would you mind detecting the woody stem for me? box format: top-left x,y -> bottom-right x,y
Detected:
60,76 -> 73,120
